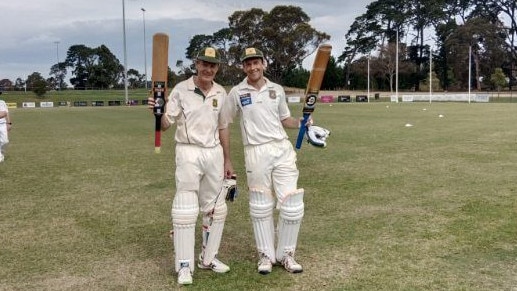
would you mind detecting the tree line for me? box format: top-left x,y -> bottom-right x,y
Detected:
0,1 -> 515,97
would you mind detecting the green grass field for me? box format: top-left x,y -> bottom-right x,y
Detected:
1,101 -> 516,290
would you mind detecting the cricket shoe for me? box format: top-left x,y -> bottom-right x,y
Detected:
177,267 -> 193,285
257,253 -> 272,275
197,254 -> 230,273
281,253 -> 303,273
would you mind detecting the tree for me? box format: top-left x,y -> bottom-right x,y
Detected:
49,62 -> 67,90
371,42 -> 416,92
419,70 -> 442,91
14,78 -> 25,91
65,44 -> 123,89
260,6 -> 330,83
406,0 -> 447,91
227,6 -> 329,83
445,16 -> 507,90
434,19 -> 458,90
65,45 -> 94,89
283,67 -> 309,89
26,72 -> 47,97
339,0 -> 516,92
340,16 -> 379,90
340,0 -> 410,89
185,6 -> 328,85
90,45 -> 124,89
490,68 -> 508,92
227,8 -> 268,52
127,69 -> 144,89
493,0 -> 517,88
321,56 -> 344,90
0,79 -> 13,91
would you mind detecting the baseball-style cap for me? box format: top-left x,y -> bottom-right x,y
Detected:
240,47 -> 264,62
196,47 -> 221,64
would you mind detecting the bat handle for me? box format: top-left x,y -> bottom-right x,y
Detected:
154,114 -> 162,153
295,114 -> 310,150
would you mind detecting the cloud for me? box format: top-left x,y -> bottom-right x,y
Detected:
0,0 -> 373,82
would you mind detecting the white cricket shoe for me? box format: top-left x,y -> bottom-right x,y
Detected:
281,254 -> 303,273
177,267 -> 193,285
0,154 -> 4,163
197,255 -> 230,273
257,253 -> 272,275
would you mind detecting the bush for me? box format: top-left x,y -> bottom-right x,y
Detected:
32,80 -> 48,97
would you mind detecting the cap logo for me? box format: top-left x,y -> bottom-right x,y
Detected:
245,48 -> 257,56
204,48 -> 216,57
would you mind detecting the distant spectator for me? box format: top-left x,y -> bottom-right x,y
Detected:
0,99 -> 12,163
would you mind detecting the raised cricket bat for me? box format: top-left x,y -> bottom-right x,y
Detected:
151,33 -> 169,153
295,44 -> 332,150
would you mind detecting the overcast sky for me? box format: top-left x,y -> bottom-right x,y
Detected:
0,0 -> 374,83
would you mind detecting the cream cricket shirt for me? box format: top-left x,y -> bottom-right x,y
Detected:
226,78 -> 291,146
165,76 -> 229,147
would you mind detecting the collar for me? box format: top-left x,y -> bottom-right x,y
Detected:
241,77 -> 271,91
186,76 -> 197,91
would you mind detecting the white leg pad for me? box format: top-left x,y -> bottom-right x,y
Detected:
276,189 -> 304,261
171,191 -> 199,273
249,188 -> 276,263
201,202 -> 227,265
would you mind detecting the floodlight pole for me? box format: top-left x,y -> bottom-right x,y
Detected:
54,41 -> 60,90
54,41 -> 60,67
395,28 -> 399,103
141,7 -> 148,90
468,45 -> 471,104
122,0 -> 129,105
429,48 -> 432,104
367,54 -> 370,103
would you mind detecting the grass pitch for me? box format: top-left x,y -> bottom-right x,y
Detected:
0,102 -> 516,290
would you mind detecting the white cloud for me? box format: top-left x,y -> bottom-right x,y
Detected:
0,0 -> 373,82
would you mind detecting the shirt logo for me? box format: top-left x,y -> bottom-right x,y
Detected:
239,93 -> 252,107
212,99 -> 218,108
269,90 -> 276,99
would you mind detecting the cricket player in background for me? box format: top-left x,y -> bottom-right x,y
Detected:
0,98 -> 11,163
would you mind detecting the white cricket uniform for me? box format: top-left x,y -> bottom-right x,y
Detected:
226,77 -> 304,264
226,78 -> 299,199
0,100 -> 9,156
165,76 -> 230,207
166,76 -> 231,272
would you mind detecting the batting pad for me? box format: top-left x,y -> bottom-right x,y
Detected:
249,188 -> 276,263
171,192 -> 199,272
276,189 -> 304,261
201,202 -> 228,265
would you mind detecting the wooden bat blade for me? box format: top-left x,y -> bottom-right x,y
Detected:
151,33 -> 169,153
305,44 -> 332,98
295,44 -> 332,150
152,33 -> 169,84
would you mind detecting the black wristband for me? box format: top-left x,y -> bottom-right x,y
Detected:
7,122 -> 12,125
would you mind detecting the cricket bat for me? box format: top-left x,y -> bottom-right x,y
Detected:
295,44 -> 332,150
151,33 -> 169,153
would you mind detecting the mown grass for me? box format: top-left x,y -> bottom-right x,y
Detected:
0,101 -> 516,290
